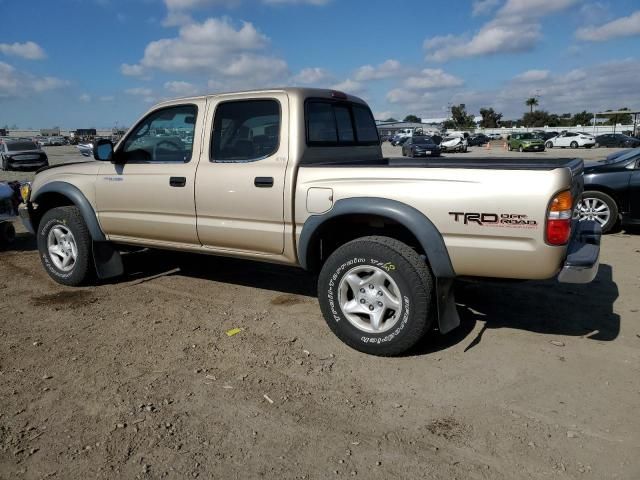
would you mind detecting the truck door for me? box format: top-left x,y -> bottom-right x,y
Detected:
95,101 -> 205,245
195,93 -> 289,255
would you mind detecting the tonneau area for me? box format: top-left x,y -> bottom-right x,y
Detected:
302,156 -> 584,172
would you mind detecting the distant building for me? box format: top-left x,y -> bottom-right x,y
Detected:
41,127 -> 60,136
376,121 -> 439,138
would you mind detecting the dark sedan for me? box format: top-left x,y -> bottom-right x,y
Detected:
595,133 -> 640,148
468,134 -> 490,146
401,136 -> 441,157
0,139 -> 49,171
577,147 -> 640,232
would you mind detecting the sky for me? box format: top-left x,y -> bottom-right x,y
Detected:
0,0 -> 639,128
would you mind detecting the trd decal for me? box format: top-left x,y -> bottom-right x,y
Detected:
449,212 -> 538,228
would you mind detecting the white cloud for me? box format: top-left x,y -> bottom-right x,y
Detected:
263,0 -> 331,5
0,61 -> 68,98
354,59 -> 404,81
472,0 -> 500,16
424,0 -> 578,61
576,10 -> 640,42
513,69 -> 550,82
126,87 -> 153,96
0,41 -> 46,60
99,95 -> 115,102
164,80 -> 199,95
404,69 -> 463,90
292,67 -> 332,85
123,17 -> 289,88
386,89 -> 423,105
331,78 -> 364,95
120,63 -> 145,76
79,93 -> 92,102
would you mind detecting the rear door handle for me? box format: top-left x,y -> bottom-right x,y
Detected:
169,176 -> 186,187
254,177 -> 274,188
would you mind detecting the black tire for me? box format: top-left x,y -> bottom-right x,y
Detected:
318,236 -> 434,356
37,206 -> 94,286
507,144 -> 512,151
545,141 -> 553,149
585,145 -> 592,149
518,146 -> 524,153
1,157 -> 9,171
570,141 -> 578,148
0,222 -> 16,246
579,191 -> 619,233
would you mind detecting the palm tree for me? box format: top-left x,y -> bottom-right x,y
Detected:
525,97 -> 539,113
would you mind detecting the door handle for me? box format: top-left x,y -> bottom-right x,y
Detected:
169,176 -> 186,187
254,177 -> 274,188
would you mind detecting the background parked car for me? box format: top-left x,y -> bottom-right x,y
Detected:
595,133 -> 640,148
545,131 -> 595,149
440,135 -> 468,152
0,138 -> 49,171
508,132 -> 545,152
401,136 -> 441,157
578,147 -> 640,232
468,134 -> 490,146
393,136 -> 410,147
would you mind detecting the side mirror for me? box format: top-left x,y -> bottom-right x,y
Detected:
94,139 -> 114,161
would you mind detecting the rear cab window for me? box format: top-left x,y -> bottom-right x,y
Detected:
306,99 -> 379,146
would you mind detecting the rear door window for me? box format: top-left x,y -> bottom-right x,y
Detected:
211,99 -> 281,162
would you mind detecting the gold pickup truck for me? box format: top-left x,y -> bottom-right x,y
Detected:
18,88 -> 601,356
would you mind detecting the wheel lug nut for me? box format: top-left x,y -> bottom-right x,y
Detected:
368,305 -> 374,311
369,284 -> 374,289
359,288 -> 365,293
377,301 -> 383,307
360,299 -> 366,304
377,291 -> 383,296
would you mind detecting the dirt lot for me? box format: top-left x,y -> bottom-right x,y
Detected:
1,145 -> 639,479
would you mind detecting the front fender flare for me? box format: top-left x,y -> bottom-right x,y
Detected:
298,197 -> 460,334
32,181 -> 106,241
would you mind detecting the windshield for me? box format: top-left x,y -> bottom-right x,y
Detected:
603,147 -> 640,164
520,133 -> 536,139
413,137 -> 435,145
6,141 -> 38,151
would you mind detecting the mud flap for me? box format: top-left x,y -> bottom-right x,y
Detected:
93,242 -> 124,280
435,276 -> 460,334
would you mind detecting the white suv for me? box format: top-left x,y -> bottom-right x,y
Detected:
545,131 -> 595,149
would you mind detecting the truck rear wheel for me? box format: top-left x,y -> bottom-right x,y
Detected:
37,206 -> 94,286
318,236 -> 434,356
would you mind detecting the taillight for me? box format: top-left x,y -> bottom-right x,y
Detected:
546,190 -> 573,245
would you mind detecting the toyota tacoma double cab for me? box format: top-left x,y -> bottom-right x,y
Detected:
19,88 -> 601,356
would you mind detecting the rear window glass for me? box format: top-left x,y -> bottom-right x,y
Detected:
352,105 -> 378,142
306,100 -> 379,146
7,141 -> 38,151
334,106 -> 354,142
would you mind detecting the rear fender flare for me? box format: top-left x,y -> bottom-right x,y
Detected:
298,197 -> 460,333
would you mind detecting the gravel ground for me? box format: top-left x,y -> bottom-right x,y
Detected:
1,143 -> 639,479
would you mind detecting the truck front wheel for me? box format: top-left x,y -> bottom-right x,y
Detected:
318,236 -> 434,356
37,206 -> 95,286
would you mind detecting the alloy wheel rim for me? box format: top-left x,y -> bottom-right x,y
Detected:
338,265 -> 403,334
47,224 -> 78,272
577,198 -> 610,227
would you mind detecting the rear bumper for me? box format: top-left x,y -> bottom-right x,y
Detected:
557,220 -> 601,284
18,203 -> 34,234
